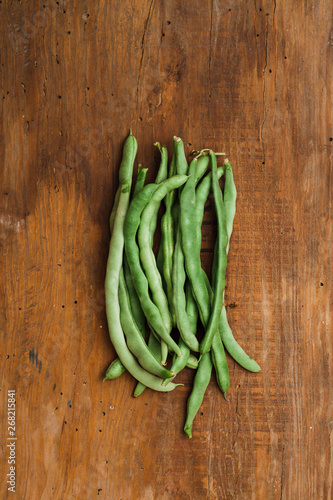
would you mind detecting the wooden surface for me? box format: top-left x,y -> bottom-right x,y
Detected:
1,1 -> 332,498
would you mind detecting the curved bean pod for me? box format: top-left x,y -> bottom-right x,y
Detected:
203,270 -> 230,398
105,132 -> 178,392
172,228 -> 200,352
132,165 -> 148,198
119,270 -> 174,379
138,175 -> 189,343
154,142 -> 168,184
184,352 -> 213,438
163,282 -> 199,385
174,136 -> 188,175
200,152 -> 228,355
180,159 -> 210,327
217,160 -> 261,372
133,331 -> 162,397
124,183 -> 182,356
103,358 -> 126,381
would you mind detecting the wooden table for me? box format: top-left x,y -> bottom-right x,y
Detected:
1,1 -> 332,498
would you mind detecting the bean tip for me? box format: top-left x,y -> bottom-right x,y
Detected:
184,426 -> 192,439
223,158 -> 229,164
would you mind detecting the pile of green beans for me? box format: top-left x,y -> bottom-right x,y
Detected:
104,131 -> 261,437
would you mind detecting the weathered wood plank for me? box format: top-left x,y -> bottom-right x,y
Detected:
0,0 -> 332,498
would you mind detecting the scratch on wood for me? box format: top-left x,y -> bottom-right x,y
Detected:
136,0 -> 155,106
260,11 -> 270,168
208,0 -> 214,98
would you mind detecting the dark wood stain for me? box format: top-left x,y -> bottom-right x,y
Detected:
1,1 -> 332,498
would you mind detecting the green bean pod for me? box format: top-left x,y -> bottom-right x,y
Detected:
174,136 -> 188,175
193,155 -> 210,184
160,145 -> 177,327
187,354 -> 199,369
200,152 -> 228,355
223,160 -> 237,254
184,352 -> 213,438
132,165 -> 148,198
163,281 -> 199,385
103,358 -> 126,381
113,163 -> 147,378
217,159 -> 261,372
105,132 -> 179,392
133,331 -> 162,397
138,175 -> 189,343
219,308 -> 261,372
180,159 -> 211,328
124,183 -> 182,356
154,142 -> 168,184
119,270 -> 174,379
183,162 -> 226,435
203,270 -> 230,398
109,186 -> 121,234
172,228 -> 200,352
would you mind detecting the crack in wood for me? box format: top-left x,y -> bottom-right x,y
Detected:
136,0 -> 155,109
261,16 -> 269,165
208,0 -> 214,99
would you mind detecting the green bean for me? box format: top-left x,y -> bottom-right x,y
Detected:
183,160 -> 227,435
172,228 -> 200,352
160,140 -> 178,327
171,155 -> 210,350
163,281 -> 199,385
103,358 -> 126,381
174,136 -> 188,175
154,142 -> 168,184
180,158 -> 211,328
203,271 -> 230,398
138,175 -> 189,348
217,159 -> 261,372
109,186 -> 121,234
220,308 -> 261,372
119,269 -> 174,379
124,182 -> 182,356
105,131 -> 178,392
123,255 -> 146,336
132,165 -> 148,198
196,164 -> 231,395
195,167 -> 224,223
200,152 -> 228,355
223,159 -> 237,254
187,354 -> 199,369
184,352 -> 213,438
109,163 -> 147,383
133,331 -> 162,397
104,186 -> 126,381
193,155 -> 210,184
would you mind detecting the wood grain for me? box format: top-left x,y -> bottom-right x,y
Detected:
1,0 -> 332,498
